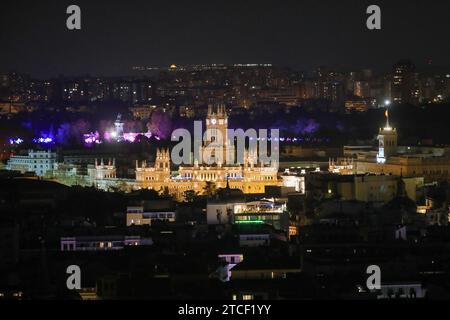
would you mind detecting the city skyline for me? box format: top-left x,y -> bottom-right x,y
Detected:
1,0 -> 450,306
2,59 -> 450,79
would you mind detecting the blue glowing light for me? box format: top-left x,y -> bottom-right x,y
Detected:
9,138 -> 24,145
34,137 -> 54,144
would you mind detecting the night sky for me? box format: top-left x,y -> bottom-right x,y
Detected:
1,0 -> 449,78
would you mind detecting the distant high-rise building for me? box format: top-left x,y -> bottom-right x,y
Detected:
391,60 -> 420,105
361,69 -> 373,80
295,80 -> 315,99
354,81 -> 370,98
330,81 -> 345,108
0,73 -> 10,88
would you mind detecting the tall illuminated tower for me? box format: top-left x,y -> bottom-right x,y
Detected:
204,104 -> 230,164
114,114 -> 124,142
377,109 -> 397,163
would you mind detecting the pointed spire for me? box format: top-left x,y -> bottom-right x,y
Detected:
384,109 -> 391,129
207,104 -> 212,116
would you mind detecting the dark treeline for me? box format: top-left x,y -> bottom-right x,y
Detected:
1,103 -> 450,150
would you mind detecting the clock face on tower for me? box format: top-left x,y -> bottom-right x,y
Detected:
211,118 -> 217,125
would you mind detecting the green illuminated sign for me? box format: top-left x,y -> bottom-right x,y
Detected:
235,220 -> 264,224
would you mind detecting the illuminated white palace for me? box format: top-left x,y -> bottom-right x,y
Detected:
134,105 -> 281,199
75,105 -> 280,199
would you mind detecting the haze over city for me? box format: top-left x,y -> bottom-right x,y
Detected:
1,0 -> 450,77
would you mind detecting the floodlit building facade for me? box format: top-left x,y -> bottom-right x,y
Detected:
126,206 -> 176,226
131,105 -> 281,199
47,106 -> 281,200
7,149 -> 57,177
330,111 -> 450,183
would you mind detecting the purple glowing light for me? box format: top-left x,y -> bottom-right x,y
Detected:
103,131 -> 153,143
103,131 -> 112,142
123,133 -> 139,143
83,132 -> 101,145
